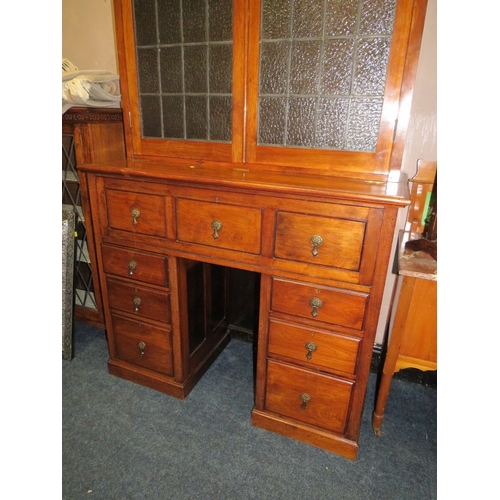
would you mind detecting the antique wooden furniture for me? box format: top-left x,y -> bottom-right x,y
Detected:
63,107 -> 126,327
79,0 -> 428,459
372,160 -> 437,436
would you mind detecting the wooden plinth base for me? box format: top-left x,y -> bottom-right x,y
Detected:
251,409 -> 358,460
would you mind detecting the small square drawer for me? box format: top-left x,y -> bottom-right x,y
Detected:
274,211 -> 366,272
105,188 -> 167,237
102,244 -> 168,287
107,278 -> 170,323
265,360 -> 353,434
176,198 -> 262,255
111,314 -> 173,376
271,278 -> 368,330
267,319 -> 360,376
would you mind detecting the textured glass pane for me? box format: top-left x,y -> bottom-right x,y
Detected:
352,37 -> 391,95
292,0 -> 323,38
260,42 -> 289,95
324,0 -> 359,36
321,39 -> 355,95
261,0 -> 291,39
157,0 -> 181,44
289,41 -> 321,95
134,0 -> 157,46
210,96 -> 232,141
209,0 -> 233,41
209,44 -> 232,93
140,95 -> 162,138
183,0 -> 207,43
137,48 -> 159,94
160,46 -> 183,93
186,96 -> 208,139
359,0 -> 397,35
135,0 -> 233,142
259,97 -> 286,145
346,97 -> 383,151
316,97 -> 349,148
184,45 -> 208,93
162,96 -> 184,138
258,0 -> 396,152
286,97 -> 316,147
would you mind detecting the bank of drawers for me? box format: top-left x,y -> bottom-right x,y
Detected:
102,243 -> 173,376
98,177 -> 376,439
99,177 -> 378,285
264,277 -> 366,434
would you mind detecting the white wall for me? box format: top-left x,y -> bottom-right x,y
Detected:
61,0 -> 438,346
375,0 -> 437,344
62,0 -> 118,73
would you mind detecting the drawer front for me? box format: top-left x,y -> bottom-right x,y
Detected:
102,244 -> 168,286
107,278 -> 170,323
268,319 -> 360,376
111,314 -> 173,376
176,198 -> 262,254
265,360 -> 353,434
271,278 -> 368,330
105,188 -> 167,237
274,211 -> 366,271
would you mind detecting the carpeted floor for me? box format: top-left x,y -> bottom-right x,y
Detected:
63,322 -> 437,499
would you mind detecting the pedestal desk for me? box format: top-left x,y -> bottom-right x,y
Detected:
79,159 -> 410,459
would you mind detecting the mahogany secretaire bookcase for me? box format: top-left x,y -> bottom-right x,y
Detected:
79,0 -> 428,459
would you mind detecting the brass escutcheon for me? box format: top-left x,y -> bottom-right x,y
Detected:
305,341 -> 317,360
138,340 -> 146,355
309,297 -> 322,317
128,260 -> 137,276
131,207 -> 141,225
211,220 -> 222,239
133,296 -> 141,313
300,393 -> 311,410
310,235 -> 323,257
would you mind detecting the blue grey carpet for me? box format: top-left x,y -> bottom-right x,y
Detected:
63,322 -> 436,499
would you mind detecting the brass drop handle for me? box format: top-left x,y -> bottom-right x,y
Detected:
305,341 -> 317,360
309,297 -> 322,318
133,296 -> 141,313
131,208 -> 140,225
128,260 -> 137,276
300,393 -> 311,410
211,220 -> 222,240
310,235 -> 323,257
137,340 -> 146,355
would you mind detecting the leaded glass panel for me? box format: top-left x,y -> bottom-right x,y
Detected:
258,0 -> 397,152
133,0 -> 233,142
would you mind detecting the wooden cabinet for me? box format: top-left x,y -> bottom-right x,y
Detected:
63,107 -> 126,327
78,0 -> 428,459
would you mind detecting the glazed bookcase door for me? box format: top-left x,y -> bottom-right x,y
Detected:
116,0 -> 425,176
245,0 -> 421,175
116,0 -> 246,162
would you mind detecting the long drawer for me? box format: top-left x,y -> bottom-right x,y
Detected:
271,277 -> 368,331
176,198 -> 263,255
267,319 -> 360,377
274,211 -> 366,272
111,314 -> 173,376
265,360 -> 353,434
